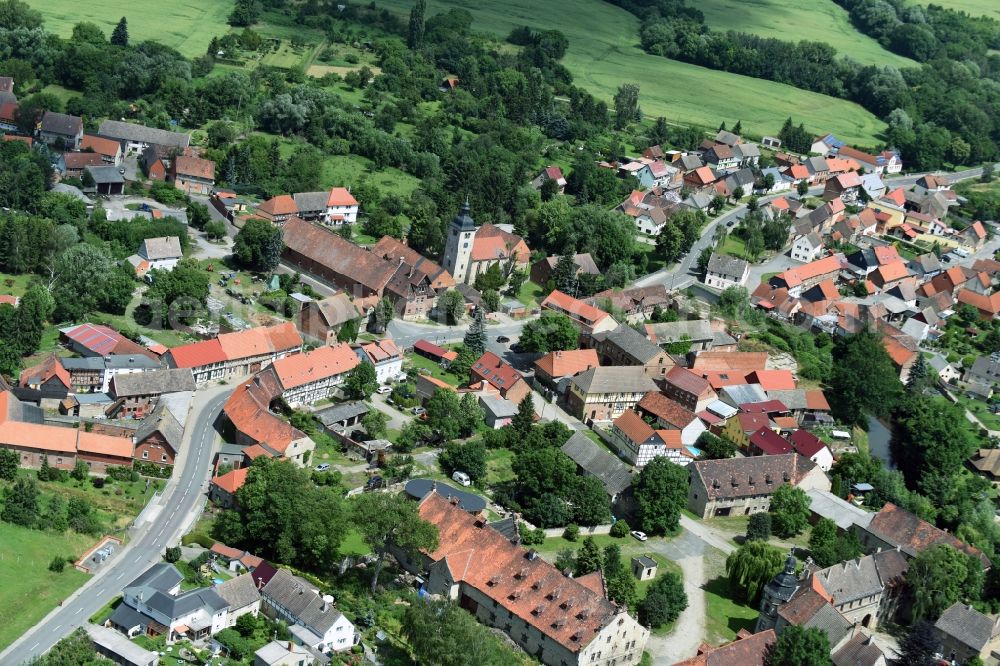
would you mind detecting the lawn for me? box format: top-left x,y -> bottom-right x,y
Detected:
405,352 -> 462,386
702,553 -> 759,645
719,235 -> 751,260
935,0 -> 1000,19
535,531 -> 639,556
485,448 -> 515,485
26,0 -> 233,58
270,137 -> 423,197
43,474 -> 163,530
956,393 -> 1000,432
0,522 -> 91,651
516,280 -> 545,308
373,0 -> 885,143
340,529 -> 374,557
697,0 -> 915,69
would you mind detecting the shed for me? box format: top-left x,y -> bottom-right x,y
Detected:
631,555 -> 658,581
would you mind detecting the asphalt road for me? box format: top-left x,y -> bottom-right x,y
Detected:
387,317 -> 529,357
0,388 -> 232,665
633,166 -> 990,291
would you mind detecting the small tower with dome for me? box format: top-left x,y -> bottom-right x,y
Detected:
755,552 -> 800,632
442,199 -> 476,284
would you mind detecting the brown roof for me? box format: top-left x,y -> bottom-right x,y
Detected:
470,224 -> 529,264
613,410 -> 657,446
223,371 -> 308,454
371,236 -> 455,291
637,392 -> 697,429
673,629 -> 776,666
664,366 -> 715,399
865,503 -> 990,567
283,217 -> 396,294
690,453 -> 818,501
174,155 -> 215,180
63,152 -> 105,170
81,134 -> 121,158
534,349 -> 600,379
691,352 -> 768,373
258,194 -> 297,216
19,354 -> 71,389
417,492 -> 631,653
471,352 -> 524,393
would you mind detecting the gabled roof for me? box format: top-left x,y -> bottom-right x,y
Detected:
111,368 -> 195,397
304,293 -> 360,329
470,224 -> 529,263
358,338 -> 401,364
773,255 -> 843,289
372,236 -> 455,291
471,351 -> 523,392
613,409 -> 657,446
174,155 -> 215,180
749,426 -> 792,455
674,629 -> 775,666
63,323 -> 156,359
541,290 -> 611,328
744,370 -> 795,391
572,366 -> 658,395
223,372 -> 308,454
214,322 -> 302,363
691,351 -> 768,373
596,325 -> 663,364
560,431 -> 634,497
19,354 -> 71,389
272,344 -> 359,390
98,120 -> 190,148
788,429 -> 827,458
865,502 -> 990,567
534,349 -> 600,379
934,602 -> 1000,652
260,567 -> 348,636
832,631 -> 885,666
81,134 -> 121,157
691,453 -> 818,501
637,392 -> 698,429
134,403 -> 183,453
283,217 -> 398,293
168,338 -> 226,368
706,253 -> 748,280
211,466 -> 250,495
664,366 -> 714,398
40,111 -> 82,136
139,236 -> 182,261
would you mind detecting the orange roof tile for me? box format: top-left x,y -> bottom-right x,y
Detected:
613,410 -> 656,445
81,134 -> 121,157
774,255 -> 842,289
804,390 -> 831,411
873,245 -> 901,265
745,370 -> 796,391
258,194 -> 297,216
174,155 -> 215,180
224,373 -> 307,454
216,322 -> 302,361
0,420 -> 77,453
212,467 -> 250,494
77,431 -> 134,459
168,338 -> 226,368
541,290 -> 611,328
534,349 -> 600,379
691,352 -> 768,373
327,187 -> 358,207
19,354 -> 71,389
271,344 -> 359,390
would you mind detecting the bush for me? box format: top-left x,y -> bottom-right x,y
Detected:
91,477 -> 105,489
519,523 -> 546,545
164,546 -> 182,563
745,513 -> 772,542
49,556 -> 66,572
563,524 -> 580,542
638,571 -> 687,628
610,519 -> 630,538
133,462 -> 171,479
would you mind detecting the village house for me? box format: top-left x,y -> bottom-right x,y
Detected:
470,351 -> 531,404
133,403 -> 183,467
107,367 -> 195,418
791,233 -> 824,263
686,453 -> 830,519
98,120 -> 191,155
856,502 -> 990,568
281,217 -> 438,320
442,202 -> 530,285
933,602 -> 1000,665
167,323 -> 302,384
587,285 -> 673,323
259,568 -> 357,654
531,165 -> 567,193
86,165 -> 125,195
787,429 -> 833,472
80,134 -> 123,165
610,409 -> 695,467
135,236 -> 183,272
530,253 -> 600,287
662,366 -> 717,413
355,338 -> 403,385
566,366 -> 659,423
644,320 -> 715,352
704,253 -> 750,290
372,235 -> 456,293
61,323 -> 158,360
171,155 -> 216,195
254,641 -> 316,666
770,255 -> 843,297
61,152 -> 105,178
533,348 -> 600,393
110,563 -> 228,644
395,492 -> 649,666
674,629 -> 776,666
635,391 -> 706,446
209,467 -> 249,508
223,372 -> 315,467
38,111 -> 83,149
269,344 -> 360,407
560,431 -> 636,505
592,325 -> 673,380
541,289 -> 618,340
213,572 -> 262,629
296,293 -> 362,345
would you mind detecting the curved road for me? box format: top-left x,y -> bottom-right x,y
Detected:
0,388 -> 233,665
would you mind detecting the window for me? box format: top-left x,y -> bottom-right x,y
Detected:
161,454 -> 167,462
142,451 -> 149,459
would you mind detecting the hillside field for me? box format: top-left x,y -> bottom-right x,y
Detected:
25,0 -> 233,58
697,0 -> 916,68
374,0 -> 885,144
935,0 -> 1000,19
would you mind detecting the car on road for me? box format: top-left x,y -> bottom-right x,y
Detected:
496,335 -> 510,343
412,406 -> 427,415
631,530 -> 648,541
314,463 -> 331,472
376,385 -> 392,394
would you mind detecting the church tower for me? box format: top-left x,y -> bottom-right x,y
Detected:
442,199 -> 476,284
755,553 -> 800,632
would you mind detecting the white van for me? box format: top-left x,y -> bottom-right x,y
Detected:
451,471 -> 471,487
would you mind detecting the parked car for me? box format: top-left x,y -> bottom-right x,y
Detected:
412,406 -> 427,415
631,530 -> 648,542
496,335 -> 510,344
376,385 -> 392,394
314,463 -> 331,472
452,471 -> 472,487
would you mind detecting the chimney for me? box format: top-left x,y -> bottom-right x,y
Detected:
288,641 -> 294,652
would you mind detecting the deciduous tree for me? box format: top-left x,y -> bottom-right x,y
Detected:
519,311 -> 579,352
344,363 -> 378,400
770,484 -> 811,538
638,570 -> 687,628
233,218 -> 282,272
906,544 -> 984,622
764,626 -> 831,666
634,457 -> 688,535
726,540 -> 785,602
352,492 -> 438,592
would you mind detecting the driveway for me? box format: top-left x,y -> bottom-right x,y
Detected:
369,391 -> 412,432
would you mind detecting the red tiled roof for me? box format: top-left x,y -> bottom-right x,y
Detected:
258,194 -> 297,216
637,391 -> 697,429
541,290 -> 611,328
534,349 -> 600,379
774,255 -> 842,289
674,629 -> 776,666
81,134 -> 120,158
749,427 -> 792,455
867,503 -> 990,567
805,390 -> 831,411
360,338 -> 401,364
19,354 -> 71,389
738,400 -> 788,415
168,338 -> 226,368
174,155 -> 215,180
665,366 -> 714,398
744,370 -> 796,391
417,493 -> 627,653
736,412 -> 771,433
212,467 -> 250,495
613,410 -> 657,445
471,351 -> 523,393
787,429 -> 827,458
63,152 -> 105,170
224,372 -> 306,454
271,344 -> 359,390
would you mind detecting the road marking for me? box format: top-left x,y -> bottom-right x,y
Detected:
29,642 -> 38,650
73,608 -> 82,615
116,572 -> 124,580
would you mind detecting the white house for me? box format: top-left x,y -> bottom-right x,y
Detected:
138,236 -> 183,271
788,429 -> 834,472
260,568 -> 357,654
791,233 -> 824,263
355,338 -> 404,384
271,344 -> 360,407
704,253 -> 749,290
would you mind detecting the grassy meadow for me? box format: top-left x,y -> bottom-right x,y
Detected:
935,0 -> 1000,19
373,0 -> 885,144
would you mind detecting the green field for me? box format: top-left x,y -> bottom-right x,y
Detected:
373,0 -> 885,143
697,0 -> 915,68
26,0 -> 234,58
935,0 -> 1000,19
0,523 -> 91,651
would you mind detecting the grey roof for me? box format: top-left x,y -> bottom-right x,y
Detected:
683,191 -> 713,210
571,366 -> 658,395
86,165 -> 124,184
219,442 -> 246,457
112,368 -> 195,397
60,356 -> 106,371
314,400 -> 369,427
109,602 -> 149,632
488,516 -> 519,541
909,253 -> 942,275
806,156 -> 829,173
714,130 -> 740,146
934,602 -> 1000,651
927,354 -> 952,374
135,403 -> 184,451
725,168 -> 756,189
40,111 -> 82,136
405,479 -> 486,513
706,253 -> 749,281
139,236 -> 183,261
256,640 -> 313,665
480,394 -> 518,419
63,354 -> 161,372
797,232 -> 823,250
679,154 -> 703,170
560,431 -> 634,498
806,489 -> 873,531
85,623 -> 158,666
124,562 -> 184,599
214,573 -> 262,610
75,392 -> 111,405
51,183 -> 93,203
647,319 -> 714,345
632,555 -> 657,568
598,325 -> 663,364
293,190 -> 330,213
766,389 -> 810,410
712,331 -> 737,347
832,631 -> 885,666
802,602 -> 853,649
144,586 -> 228,622
98,120 -> 190,148
812,557 -> 884,606
733,143 -> 760,159
720,384 -> 768,407
763,555 -> 801,604
260,568 -> 347,636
